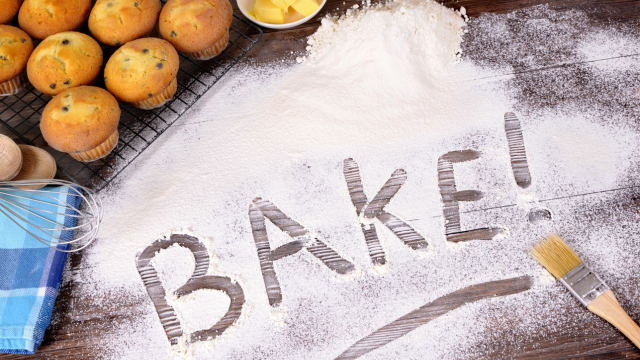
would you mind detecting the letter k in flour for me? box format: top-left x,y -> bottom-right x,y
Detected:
343,158 -> 429,266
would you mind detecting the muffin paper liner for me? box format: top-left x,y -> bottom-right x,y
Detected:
132,77 -> 177,110
0,72 -> 26,96
184,31 -> 229,60
69,129 -> 119,162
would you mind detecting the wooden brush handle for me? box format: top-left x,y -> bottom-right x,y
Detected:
587,289 -> 640,349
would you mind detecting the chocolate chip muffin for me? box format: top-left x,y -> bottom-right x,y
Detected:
0,0 -> 23,24
0,25 -> 33,95
159,0 -> 233,60
18,0 -> 92,39
89,0 -> 162,46
104,37 -> 179,109
27,32 -> 103,96
40,86 -> 121,162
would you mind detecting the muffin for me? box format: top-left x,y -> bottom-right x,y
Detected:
18,0 -> 92,40
104,38 -> 179,109
0,0 -> 23,24
0,25 -> 33,95
89,0 -> 162,46
159,0 -> 233,60
40,86 -> 121,162
27,32 -> 103,96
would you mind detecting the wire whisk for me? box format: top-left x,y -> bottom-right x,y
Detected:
0,179 -> 103,252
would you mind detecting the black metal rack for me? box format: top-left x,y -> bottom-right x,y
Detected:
0,14 -> 262,191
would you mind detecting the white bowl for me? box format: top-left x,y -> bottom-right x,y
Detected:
237,0 -> 326,30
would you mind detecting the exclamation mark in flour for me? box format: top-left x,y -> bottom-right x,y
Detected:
504,112 -> 551,223
504,112 -> 532,189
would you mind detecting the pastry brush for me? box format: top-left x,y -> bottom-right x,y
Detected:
531,234 -> 640,348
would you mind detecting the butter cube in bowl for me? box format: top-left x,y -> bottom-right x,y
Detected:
238,0 -> 326,29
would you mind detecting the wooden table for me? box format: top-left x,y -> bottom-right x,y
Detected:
3,0 -> 640,358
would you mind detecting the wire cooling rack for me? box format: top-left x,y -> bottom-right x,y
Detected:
0,14 -> 262,191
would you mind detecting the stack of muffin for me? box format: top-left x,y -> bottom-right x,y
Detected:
0,0 -> 233,163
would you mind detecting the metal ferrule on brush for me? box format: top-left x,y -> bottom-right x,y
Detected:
559,263 -> 609,306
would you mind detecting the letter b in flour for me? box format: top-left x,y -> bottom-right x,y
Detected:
136,234 -> 245,345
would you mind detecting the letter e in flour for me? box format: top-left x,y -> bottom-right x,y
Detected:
437,150 -> 503,242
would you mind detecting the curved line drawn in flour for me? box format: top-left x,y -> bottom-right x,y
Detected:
343,158 -> 429,266
249,198 -> 356,306
438,150 -> 504,242
335,275 -> 533,360
504,112 -> 532,188
136,234 -> 245,345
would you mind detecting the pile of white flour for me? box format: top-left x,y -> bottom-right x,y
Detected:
302,0 -> 467,69
64,1 -> 640,359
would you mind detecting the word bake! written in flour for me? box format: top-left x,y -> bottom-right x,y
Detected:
136,112 -> 537,354
251,113 -> 537,306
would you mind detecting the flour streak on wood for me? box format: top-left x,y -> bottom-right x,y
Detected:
437,150 -> 503,242
362,169 -> 407,219
376,211 -> 428,250
136,235 -> 209,344
344,158 -> 386,265
248,200 -> 284,306
136,234 -> 245,345
504,112 -> 532,188
335,276 -> 533,360
343,158 -> 369,215
249,197 -> 356,306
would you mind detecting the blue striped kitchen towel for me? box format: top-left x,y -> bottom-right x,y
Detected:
0,185 -> 81,354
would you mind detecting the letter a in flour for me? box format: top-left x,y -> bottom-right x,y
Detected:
343,158 -> 429,266
249,198 -> 356,306
437,150 -> 503,242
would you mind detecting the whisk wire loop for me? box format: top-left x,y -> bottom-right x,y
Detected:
0,195 -> 76,226
0,179 -> 103,252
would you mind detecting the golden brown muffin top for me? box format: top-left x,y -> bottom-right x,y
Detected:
89,0 -> 162,46
159,0 -> 233,53
18,0 -> 92,39
27,32 -> 103,95
104,37 -> 179,102
40,86 -> 120,153
0,25 -> 33,82
0,0 -> 23,24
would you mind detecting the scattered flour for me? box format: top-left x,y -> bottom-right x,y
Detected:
173,289 -> 231,334
152,244 -> 196,295
62,2 -> 640,360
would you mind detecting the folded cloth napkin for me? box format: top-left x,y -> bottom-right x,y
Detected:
0,185 -> 81,354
